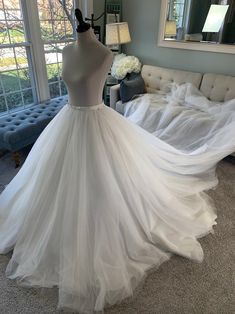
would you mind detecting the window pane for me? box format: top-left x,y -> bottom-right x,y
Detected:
47,63 -> 58,83
1,70 -> 20,93
64,20 -> 74,39
0,95 -> 7,113
14,46 -> 28,68
0,76 -> 3,94
23,88 -> 34,105
40,21 -> 53,41
0,22 -> 10,45
54,19 -> 66,40
38,0 -> 76,43
49,82 -> 60,98
3,0 -> 21,10
5,9 -> 23,20
0,48 -> 16,72
44,43 -> 58,64
6,91 -> 23,111
18,69 -> 31,88
56,43 -> 64,62
8,20 -> 25,43
60,81 -> 67,96
58,63 -> 62,79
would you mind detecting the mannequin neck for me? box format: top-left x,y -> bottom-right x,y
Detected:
77,28 -> 96,44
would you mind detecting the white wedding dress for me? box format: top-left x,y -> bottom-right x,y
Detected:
0,35 -> 234,313
0,100 -> 221,313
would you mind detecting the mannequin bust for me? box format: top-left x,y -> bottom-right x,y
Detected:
62,10 -> 113,107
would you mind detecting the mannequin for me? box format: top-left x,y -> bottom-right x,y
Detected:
62,9 -> 113,107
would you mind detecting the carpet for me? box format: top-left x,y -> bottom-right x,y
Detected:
0,150 -> 234,314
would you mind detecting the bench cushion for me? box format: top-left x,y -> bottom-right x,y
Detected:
0,96 -> 68,151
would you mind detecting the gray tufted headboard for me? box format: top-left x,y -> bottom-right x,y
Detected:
200,73 -> 235,102
141,65 -> 202,93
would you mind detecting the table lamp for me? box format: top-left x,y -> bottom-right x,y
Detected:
105,22 -> 131,46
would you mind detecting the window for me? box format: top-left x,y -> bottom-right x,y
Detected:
0,0 -> 37,114
168,0 -> 187,28
38,0 -> 77,99
0,0 -> 82,116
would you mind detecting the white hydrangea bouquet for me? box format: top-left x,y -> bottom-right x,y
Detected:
111,54 -> 142,80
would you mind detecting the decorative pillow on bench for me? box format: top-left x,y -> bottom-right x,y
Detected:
120,73 -> 146,103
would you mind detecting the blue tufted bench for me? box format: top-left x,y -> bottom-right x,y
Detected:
0,96 -> 68,167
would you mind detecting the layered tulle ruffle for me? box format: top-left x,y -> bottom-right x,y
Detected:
0,103 -> 219,312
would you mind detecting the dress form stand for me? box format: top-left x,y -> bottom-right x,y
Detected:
62,9 -> 113,107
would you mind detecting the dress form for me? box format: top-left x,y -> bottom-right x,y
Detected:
62,28 -> 113,107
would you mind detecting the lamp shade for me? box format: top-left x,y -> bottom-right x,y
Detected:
202,4 -> 229,32
165,20 -> 177,37
105,22 -> 131,45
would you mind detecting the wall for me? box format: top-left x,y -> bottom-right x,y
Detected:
121,0 -> 235,76
93,0 -> 105,42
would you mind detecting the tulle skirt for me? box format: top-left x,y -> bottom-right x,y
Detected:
0,103 -> 219,313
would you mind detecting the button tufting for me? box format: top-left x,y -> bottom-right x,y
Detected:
0,96 -> 67,150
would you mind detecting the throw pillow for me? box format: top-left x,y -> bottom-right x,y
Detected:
120,73 -> 146,103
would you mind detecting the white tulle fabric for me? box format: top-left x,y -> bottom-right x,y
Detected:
124,83 -> 235,156
0,97 -> 232,313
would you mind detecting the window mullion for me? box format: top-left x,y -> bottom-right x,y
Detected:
20,0 -> 50,102
81,0 -> 93,18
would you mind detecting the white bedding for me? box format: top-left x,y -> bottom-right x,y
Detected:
124,83 -> 235,157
